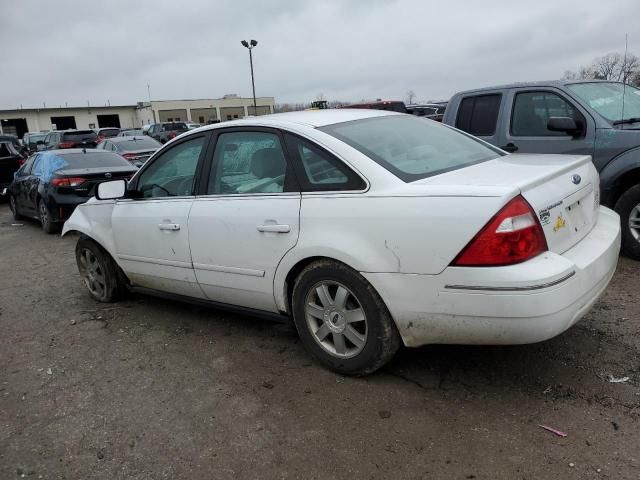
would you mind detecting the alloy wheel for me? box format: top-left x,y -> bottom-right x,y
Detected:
630,203 -> 640,242
78,248 -> 107,298
304,281 -> 368,359
39,202 -> 49,225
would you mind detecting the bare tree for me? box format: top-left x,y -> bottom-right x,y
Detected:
565,52 -> 640,85
406,90 -> 416,105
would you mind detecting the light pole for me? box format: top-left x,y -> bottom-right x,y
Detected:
241,39 -> 258,115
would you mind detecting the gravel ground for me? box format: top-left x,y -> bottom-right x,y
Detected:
0,203 -> 639,480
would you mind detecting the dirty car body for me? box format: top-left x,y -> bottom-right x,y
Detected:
63,109 -> 621,374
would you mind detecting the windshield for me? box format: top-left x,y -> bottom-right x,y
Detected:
567,82 -> 640,124
56,151 -> 132,168
62,131 -> 97,141
320,115 -> 504,182
27,133 -> 47,144
99,128 -> 120,137
162,123 -> 187,131
116,137 -> 161,151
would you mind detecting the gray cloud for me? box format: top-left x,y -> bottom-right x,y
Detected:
1,0 -> 638,108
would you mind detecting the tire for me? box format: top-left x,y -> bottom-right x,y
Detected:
38,199 -> 59,234
9,195 -> 24,221
291,259 -> 401,376
75,236 -> 127,303
614,184 -> 640,260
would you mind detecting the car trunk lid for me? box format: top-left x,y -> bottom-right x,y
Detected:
415,153 -> 599,254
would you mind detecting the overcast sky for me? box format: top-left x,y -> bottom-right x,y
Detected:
1,0 -> 638,109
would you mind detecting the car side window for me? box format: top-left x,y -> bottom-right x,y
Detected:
284,133 -> 365,191
32,155 -> 44,177
21,155 -> 37,175
136,135 -> 206,198
455,94 -> 502,136
207,131 -> 291,195
511,91 -> 585,137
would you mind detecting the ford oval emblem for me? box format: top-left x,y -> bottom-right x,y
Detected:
105,172 -> 112,178
571,174 -> 581,185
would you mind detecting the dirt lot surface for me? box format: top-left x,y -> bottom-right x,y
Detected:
0,203 -> 639,480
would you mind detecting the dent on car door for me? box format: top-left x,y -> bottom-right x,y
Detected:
188,128 -> 301,312
504,89 -> 595,155
111,133 -> 210,298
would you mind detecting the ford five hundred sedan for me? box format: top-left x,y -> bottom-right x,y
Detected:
62,109 -> 621,375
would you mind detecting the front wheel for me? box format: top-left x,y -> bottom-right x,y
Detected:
291,260 -> 401,376
615,184 -> 640,260
75,237 -> 127,302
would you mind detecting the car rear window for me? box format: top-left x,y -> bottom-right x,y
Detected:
62,131 -> 98,141
320,115 -> 504,182
56,151 -> 132,168
99,128 -> 120,137
117,137 -> 161,151
162,123 -> 187,131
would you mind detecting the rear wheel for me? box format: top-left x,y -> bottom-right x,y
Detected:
615,184 -> 640,260
38,199 -> 59,234
9,195 -> 23,221
75,237 -> 127,302
291,260 -> 401,376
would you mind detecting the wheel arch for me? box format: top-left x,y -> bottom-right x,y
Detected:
275,251 -> 386,316
600,147 -> 640,207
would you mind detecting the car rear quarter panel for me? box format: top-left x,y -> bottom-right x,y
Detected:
273,193 -> 509,312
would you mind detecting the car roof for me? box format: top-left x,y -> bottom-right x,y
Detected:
45,148 -> 115,154
198,109 -> 400,131
454,79 -> 624,95
109,136 -> 149,143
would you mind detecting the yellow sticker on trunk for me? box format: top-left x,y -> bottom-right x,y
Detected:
553,215 -> 566,232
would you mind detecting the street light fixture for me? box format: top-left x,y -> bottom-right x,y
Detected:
241,39 -> 258,116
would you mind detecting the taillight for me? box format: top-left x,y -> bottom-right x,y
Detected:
122,153 -> 136,159
51,176 -> 87,187
58,141 -> 75,148
18,158 -> 26,166
167,131 -> 177,140
452,195 -> 548,267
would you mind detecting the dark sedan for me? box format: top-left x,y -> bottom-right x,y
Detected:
96,136 -> 161,167
8,149 -> 137,233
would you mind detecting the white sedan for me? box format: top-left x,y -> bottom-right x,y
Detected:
63,109 -> 621,375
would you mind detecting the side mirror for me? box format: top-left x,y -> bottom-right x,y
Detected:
547,117 -> 579,136
96,179 -> 126,200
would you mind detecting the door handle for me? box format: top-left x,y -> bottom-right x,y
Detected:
500,142 -> 519,153
257,224 -> 290,233
158,223 -> 180,231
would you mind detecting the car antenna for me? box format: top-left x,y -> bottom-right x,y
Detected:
621,33 -> 629,126
82,148 -> 87,153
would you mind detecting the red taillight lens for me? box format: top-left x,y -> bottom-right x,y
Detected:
122,153 -> 136,159
58,141 -> 75,148
452,195 -> 548,267
51,176 -> 86,187
167,131 -> 177,140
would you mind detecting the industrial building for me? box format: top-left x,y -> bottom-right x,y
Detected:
0,95 -> 275,138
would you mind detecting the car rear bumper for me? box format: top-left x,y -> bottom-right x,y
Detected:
363,206 -> 621,347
